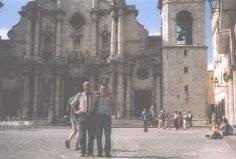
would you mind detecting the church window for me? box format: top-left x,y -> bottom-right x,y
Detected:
176,11 -> 193,45
70,12 -> 86,30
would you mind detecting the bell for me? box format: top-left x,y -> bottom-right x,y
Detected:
177,33 -> 184,41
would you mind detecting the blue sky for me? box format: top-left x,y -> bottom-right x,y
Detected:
0,0 -> 213,64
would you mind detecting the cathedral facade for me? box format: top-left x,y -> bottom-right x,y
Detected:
0,0 -> 207,124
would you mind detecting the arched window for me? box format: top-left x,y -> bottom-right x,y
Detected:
176,11 -> 193,45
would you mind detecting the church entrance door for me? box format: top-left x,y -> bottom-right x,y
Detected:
134,90 -> 152,117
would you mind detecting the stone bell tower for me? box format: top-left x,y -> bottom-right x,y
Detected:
158,0 -> 208,123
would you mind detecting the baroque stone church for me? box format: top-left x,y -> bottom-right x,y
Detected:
0,0 -> 208,124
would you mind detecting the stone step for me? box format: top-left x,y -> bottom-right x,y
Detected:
0,118 -> 209,127
112,118 -> 143,127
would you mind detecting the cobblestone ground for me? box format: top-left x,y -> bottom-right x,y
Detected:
0,128 -> 235,159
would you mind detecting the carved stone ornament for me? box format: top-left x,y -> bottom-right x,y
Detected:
42,25 -> 54,36
69,12 -> 86,30
69,66 -> 86,78
71,32 -> 84,44
137,68 -> 149,80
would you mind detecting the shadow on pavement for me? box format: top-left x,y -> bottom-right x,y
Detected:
112,149 -> 145,152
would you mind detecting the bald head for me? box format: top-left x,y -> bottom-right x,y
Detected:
83,81 -> 91,93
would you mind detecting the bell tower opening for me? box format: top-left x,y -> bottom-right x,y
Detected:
176,10 -> 193,45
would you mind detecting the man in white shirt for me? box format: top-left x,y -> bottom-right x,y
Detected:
71,81 -> 98,157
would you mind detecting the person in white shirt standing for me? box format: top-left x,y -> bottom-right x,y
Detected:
71,81 -> 98,157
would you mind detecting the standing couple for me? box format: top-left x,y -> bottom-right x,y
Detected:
65,81 -> 116,158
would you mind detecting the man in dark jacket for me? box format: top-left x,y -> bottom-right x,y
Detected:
141,108 -> 152,132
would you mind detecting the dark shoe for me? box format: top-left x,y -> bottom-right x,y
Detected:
105,153 -> 111,158
65,140 -> 70,149
205,135 -> 210,138
75,147 -> 81,150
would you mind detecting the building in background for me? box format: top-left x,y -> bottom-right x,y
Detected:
210,0 -> 236,125
207,68 -> 215,123
159,0 -> 208,123
0,0 -> 207,125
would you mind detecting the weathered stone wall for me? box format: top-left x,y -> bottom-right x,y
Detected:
3,0 -> 162,120
162,47 -> 207,121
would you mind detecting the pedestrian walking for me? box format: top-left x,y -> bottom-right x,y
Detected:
158,110 -> 165,128
164,111 -> 171,129
187,111 -> 193,128
173,111 -> 178,130
65,88 -> 80,150
183,112 -> 188,130
178,112 -> 183,130
71,81 -> 98,157
95,83 -> 116,158
141,108 -> 152,132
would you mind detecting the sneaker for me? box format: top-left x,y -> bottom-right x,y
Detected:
65,140 -> 70,149
205,135 -> 210,138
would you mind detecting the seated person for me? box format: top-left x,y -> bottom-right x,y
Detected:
205,123 -> 222,139
220,119 -> 233,136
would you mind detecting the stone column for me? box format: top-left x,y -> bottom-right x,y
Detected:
91,11 -> 98,56
33,72 -> 39,118
60,78 -> 64,116
156,77 -> 162,111
109,64 -> 116,95
110,10 -> 117,59
227,79 -> 233,124
56,15 -> 63,57
25,16 -> 32,60
116,65 -> 125,118
92,0 -> 97,8
117,9 -> 124,58
233,71 -> 236,125
55,74 -> 61,119
22,68 -> 31,118
125,74 -> 131,117
34,12 -> 41,61
48,78 -> 55,121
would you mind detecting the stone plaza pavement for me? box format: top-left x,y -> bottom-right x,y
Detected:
0,127 -> 235,159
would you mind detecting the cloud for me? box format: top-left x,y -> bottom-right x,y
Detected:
153,32 -> 161,36
149,31 -> 161,36
0,27 -> 10,39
